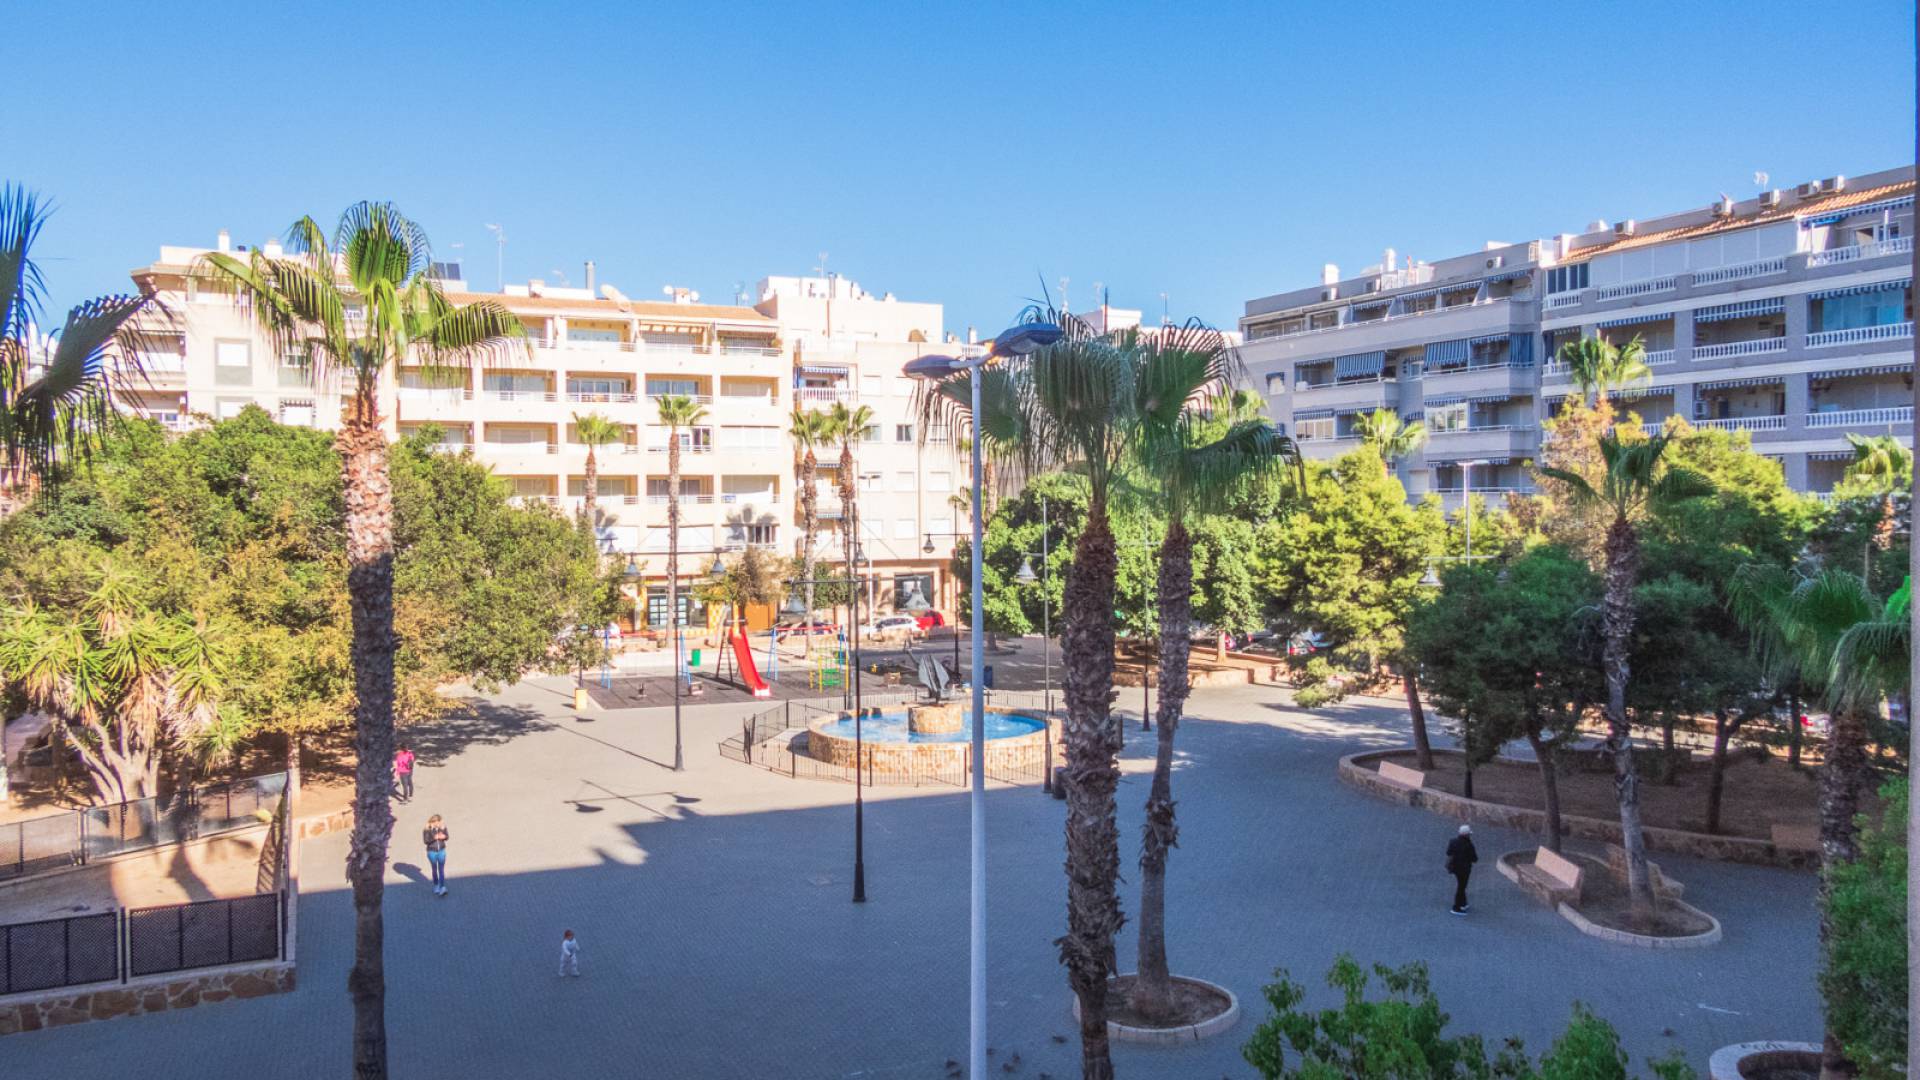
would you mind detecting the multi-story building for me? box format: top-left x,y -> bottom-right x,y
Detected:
1237,165 -> 1914,507
122,243 -> 976,628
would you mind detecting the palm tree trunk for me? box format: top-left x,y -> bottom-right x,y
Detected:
1059,508 -> 1124,1080
1706,710 -> 1735,835
1818,710 -> 1870,1080
1133,521 -> 1191,1023
1525,729 -> 1563,853
1601,516 -> 1657,917
800,450 -> 817,638
669,436 -> 681,646
339,399 -> 396,1080
1787,690 -> 1804,769
583,444 -> 598,519
1403,670 -> 1434,770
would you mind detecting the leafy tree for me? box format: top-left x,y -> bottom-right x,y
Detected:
1256,444 -> 1448,765
1405,547 -> 1601,851
1540,432 -> 1711,918
1,185 -> 156,487
570,412 -> 624,520
1821,779 -> 1908,1080
1351,408 -> 1427,473
1556,333 -> 1652,407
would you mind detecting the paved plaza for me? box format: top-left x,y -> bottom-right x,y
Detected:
7,670 -> 1821,1078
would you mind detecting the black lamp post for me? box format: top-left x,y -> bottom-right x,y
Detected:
786,567 -> 866,903
923,530 -> 972,686
668,552 -> 727,773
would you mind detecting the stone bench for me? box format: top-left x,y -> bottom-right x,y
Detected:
1770,824 -> 1820,855
1604,843 -> 1684,900
1513,846 -> 1584,906
1376,761 -> 1425,789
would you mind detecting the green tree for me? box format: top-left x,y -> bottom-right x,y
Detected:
1556,333 -> 1652,407
0,185 -> 156,487
656,393 -> 708,761
1351,408 -> 1427,473
1540,432 -> 1710,918
1405,547 -> 1602,851
826,400 -> 876,633
788,407 -> 831,628
180,205 -> 525,1080
1131,329 -> 1298,1023
1821,780 -> 1909,1080
571,412 -> 624,521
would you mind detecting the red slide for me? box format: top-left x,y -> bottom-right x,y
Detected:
732,623 -> 772,698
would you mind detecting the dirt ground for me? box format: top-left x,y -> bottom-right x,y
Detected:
1513,849 -> 1713,938
1103,973 -> 1234,1029
0,829 -> 267,923
1388,749 -> 1881,841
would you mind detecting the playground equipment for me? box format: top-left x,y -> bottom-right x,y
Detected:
713,604 -> 772,697
809,628 -> 848,691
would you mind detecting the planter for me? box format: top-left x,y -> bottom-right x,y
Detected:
1070,974 -> 1239,1046
1494,849 -> 1723,948
1707,1041 -> 1820,1080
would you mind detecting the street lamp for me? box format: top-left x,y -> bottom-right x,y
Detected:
924,528 -> 972,686
787,568 -> 867,903
903,318 -> 1061,1080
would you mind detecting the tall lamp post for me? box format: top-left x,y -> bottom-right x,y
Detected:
785,562 -> 868,903
664,551 -> 727,773
905,318 -> 1061,1080
923,529 -> 972,683
1013,495 -> 1055,795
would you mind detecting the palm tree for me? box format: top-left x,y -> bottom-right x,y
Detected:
1731,567 -> 1908,1080
196,202 -> 522,1080
828,401 -> 876,642
1840,433 -> 1911,584
1130,328 -> 1296,1023
656,394 -> 709,730
572,412 -> 624,523
1,185 -> 155,489
1350,408 -> 1426,473
789,407 -> 831,634
1540,432 -> 1710,918
918,310 -> 1143,1079
1556,333 -> 1652,407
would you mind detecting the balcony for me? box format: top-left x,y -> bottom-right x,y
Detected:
481,389 -> 558,404
1692,415 -> 1786,433
1807,236 -> 1913,267
1691,338 -> 1786,361
1291,376 -> 1394,412
645,493 -> 717,505
1423,426 -> 1537,458
644,392 -> 714,405
795,387 -> 854,404
1544,293 -> 1584,312
398,388 -> 472,401
1591,276 -> 1676,302
565,391 -> 638,405
1807,406 -> 1913,429
1420,363 -> 1535,399
1689,257 -> 1788,287
1807,322 -> 1914,349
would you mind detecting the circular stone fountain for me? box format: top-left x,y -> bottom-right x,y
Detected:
805,706 -> 1055,781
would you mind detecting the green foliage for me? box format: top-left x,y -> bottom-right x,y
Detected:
1821,779 -> 1909,1080
955,473 -> 1086,636
1243,955 -> 1697,1080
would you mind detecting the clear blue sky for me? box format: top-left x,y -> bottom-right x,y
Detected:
8,1 -> 1913,334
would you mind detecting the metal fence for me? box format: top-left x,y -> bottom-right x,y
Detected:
0,772 -> 288,881
718,692 -> 1061,789
0,912 -> 118,995
0,891 -> 286,996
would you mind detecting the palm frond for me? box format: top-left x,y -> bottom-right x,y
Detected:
7,294 -> 156,475
1829,617 -> 1909,713
0,184 -> 48,347
1537,465 -> 1600,506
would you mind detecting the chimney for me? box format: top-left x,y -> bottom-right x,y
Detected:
1321,264 -> 1339,286
1382,248 -> 1397,272
216,229 -> 231,253
263,239 -> 283,258
584,261 -> 596,294
967,326 -> 978,345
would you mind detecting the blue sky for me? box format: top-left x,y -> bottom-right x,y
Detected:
8,1 -> 1913,334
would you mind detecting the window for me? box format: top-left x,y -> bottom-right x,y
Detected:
746,524 -> 777,547
928,471 -> 951,493
1295,416 -> 1335,441
1428,403 -> 1468,432
1265,374 -> 1286,395
862,374 -> 885,398
895,423 -> 914,442
1545,264 -> 1589,294
645,377 -> 701,397
216,399 -> 250,420
893,376 -> 913,397
859,471 -> 883,492
861,424 -> 881,443
930,515 -> 953,536
894,519 -> 915,539
720,425 -> 779,449
1816,286 -> 1912,332
895,470 -> 916,491
215,341 -> 251,386
567,377 -> 630,398
484,373 -> 548,394
928,424 -> 950,444
566,327 -> 623,344
279,401 -> 316,427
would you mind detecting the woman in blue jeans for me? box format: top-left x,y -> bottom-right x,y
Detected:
424,815 -> 450,896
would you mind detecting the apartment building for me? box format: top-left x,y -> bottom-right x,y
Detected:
122,245 -> 976,628
1236,165 -> 1914,507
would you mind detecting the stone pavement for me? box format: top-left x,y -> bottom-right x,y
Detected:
4,676 -> 1820,1078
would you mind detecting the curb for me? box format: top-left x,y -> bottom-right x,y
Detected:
1070,975 -> 1240,1046
1708,1041 -> 1821,1080
1494,850 -> 1723,948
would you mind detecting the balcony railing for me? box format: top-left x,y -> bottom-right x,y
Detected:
647,445 -> 714,454
1643,349 -> 1676,366
719,492 -> 780,505
1807,406 -> 1913,429
1807,236 -> 1913,267
1430,425 -> 1523,436
1807,322 -> 1913,349
527,338 -> 780,356
1592,276 -> 1675,302
1691,338 -> 1786,361
481,389 -> 557,403
1544,293 -> 1584,311
1692,415 -> 1786,432
1295,375 -> 1387,391
484,440 -> 559,454
644,493 -> 717,504
1425,360 -> 1530,378
565,392 -> 638,404
510,494 -> 560,506
398,387 -> 472,401
795,387 -> 854,403
643,392 -> 714,404
1245,296 -> 1516,343
1689,257 -> 1787,287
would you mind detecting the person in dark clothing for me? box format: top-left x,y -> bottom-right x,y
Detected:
424,815 -> 450,896
1445,824 -> 1478,914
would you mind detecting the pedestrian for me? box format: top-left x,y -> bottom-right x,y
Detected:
559,929 -> 581,977
424,814 -> 450,896
1446,824 -> 1478,915
393,744 -> 416,804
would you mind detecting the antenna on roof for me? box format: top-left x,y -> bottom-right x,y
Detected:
1753,170 -> 1769,189
484,224 -> 506,291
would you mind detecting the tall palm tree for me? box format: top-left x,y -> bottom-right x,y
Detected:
1540,432 -> 1710,918
1841,433 -> 1911,583
829,401 -> 876,642
918,310 -> 1143,1079
1557,333 -> 1652,407
1731,567 -> 1909,1080
197,203 -> 522,1080
656,394 -> 709,720
1,185 -> 155,488
1350,407 -> 1426,473
789,407 -> 831,632
572,412 -> 623,522
1130,329 -> 1296,1023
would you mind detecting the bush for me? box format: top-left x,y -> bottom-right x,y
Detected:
1822,779 -> 1908,1080
1243,955 -> 1695,1080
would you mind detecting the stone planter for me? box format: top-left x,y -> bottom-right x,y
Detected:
1070,974 -> 1240,1046
1707,1041 -> 1821,1080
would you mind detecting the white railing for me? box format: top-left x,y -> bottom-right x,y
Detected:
1807,236 -> 1913,267
796,387 -> 853,402
1295,375 -> 1387,391
138,353 -> 188,374
1643,349 -> 1676,366
1807,322 -> 1914,349
1806,406 -> 1913,428
1244,297 -> 1515,343
719,393 -> 778,405
481,389 -> 557,403
1613,421 -> 1670,437
1689,257 -> 1787,287
510,494 -> 560,506
398,387 -> 472,401
717,345 -> 785,357
1693,415 -> 1786,432
1545,293 -> 1585,311
484,440 -> 559,454
525,339 -> 780,356
1425,361 -> 1530,378
643,493 -> 718,505
646,445 -> 714,454
565,392 -> 638,404
1592,276 -> 1676,302
643,393 -> 714,405
1691,338 -> 1787,361
1430,425 -> 1521,436
719,492 -> 780,505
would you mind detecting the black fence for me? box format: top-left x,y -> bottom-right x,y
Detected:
0,892 -> 286,997
718,693 -> 1060,789
0,772 -> 288,881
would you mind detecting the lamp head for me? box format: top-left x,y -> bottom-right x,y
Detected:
708,555 -> 726,580
922,536 -> 936,555
1419,564 -> 1442,588
903,354 -> 963,380
622,557 -> 641,580
989,322 -> 1062,357
1015,558 -> 1037,585
782,593 -> 807,617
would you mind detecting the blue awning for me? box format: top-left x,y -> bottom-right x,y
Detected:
1698,375 -> 1786,391
1801,195 -> 1914,227
1293,408 -> 1334,420
1817,362 -> 1913,379
1598,311 -> 1672,328
1467,392 -> 1515,404
1334,403 -> 1383,416
1424,393 -> 1466,407
1350,297 -> 1391,312
1694,297 -> 1785,322
1615,384 -> 1675,398
1811,279 -> 1911,301
1334,352 -> 1385,379
1424,339 -> 1469,368
1430,455 -> 1513,466
1508,333 -> 1535,366
1485,267 -> 1531,283
1467,334 -> 1507,346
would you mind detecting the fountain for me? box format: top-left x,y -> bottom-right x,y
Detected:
804,707 -> 1056,780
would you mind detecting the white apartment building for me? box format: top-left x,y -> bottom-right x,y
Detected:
122,242 -> 977,629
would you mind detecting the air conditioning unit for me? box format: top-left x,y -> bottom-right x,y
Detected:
1757,189 -> 1782,208
1797,181 -> 1823,198
1485,255 -> 1505,270
1692,400 -> 1710,420
1711,196 -> 1734,218
1823,175 -> 1847,193
1613,219 -> 1636,237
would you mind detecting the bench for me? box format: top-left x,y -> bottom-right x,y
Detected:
1513,846 -> 1584,906
1377,761 -> 1426,789
1603,843 -> 1685,900
1770,824 -> 1820,854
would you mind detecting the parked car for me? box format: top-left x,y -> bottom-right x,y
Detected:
914,610 -> 948,632
862,615 -> 922,639
1286,632 -> 1328,656
775,619 -> 838,640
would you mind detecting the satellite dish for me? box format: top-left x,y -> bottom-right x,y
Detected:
662,286 -> 675,297
689,291 -> 700,303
